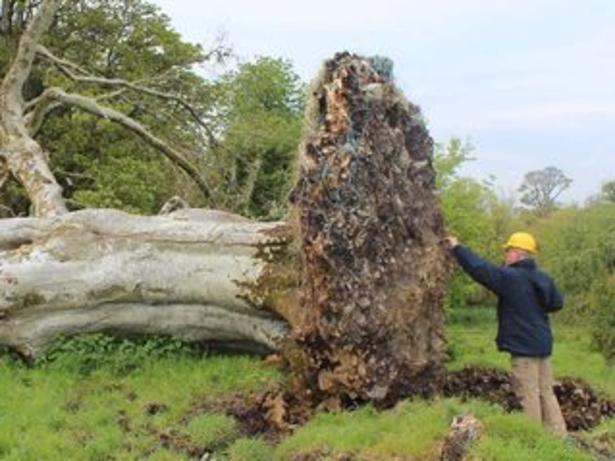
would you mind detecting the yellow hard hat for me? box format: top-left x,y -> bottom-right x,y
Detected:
503,232 -> 538,254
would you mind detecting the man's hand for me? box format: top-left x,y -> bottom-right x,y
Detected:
443,236 -> 459,250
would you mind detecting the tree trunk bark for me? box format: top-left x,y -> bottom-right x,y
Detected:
0,136 -> 68,216
0,0 -> 67,217
0,208 -> 294,358
1,0 -> 14,35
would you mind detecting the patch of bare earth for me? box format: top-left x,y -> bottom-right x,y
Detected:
444,366 -> 615,431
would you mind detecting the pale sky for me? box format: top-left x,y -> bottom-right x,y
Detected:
152,0 -> 615,203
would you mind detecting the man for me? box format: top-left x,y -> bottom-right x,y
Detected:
444,232 -> 567,436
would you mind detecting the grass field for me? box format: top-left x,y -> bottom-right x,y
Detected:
447,307 -> 615,396
0,308 -> 613,460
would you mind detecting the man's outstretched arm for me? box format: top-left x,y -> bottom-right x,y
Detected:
443,236 -> 506,295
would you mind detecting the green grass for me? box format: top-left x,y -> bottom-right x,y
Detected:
182,413 -> 238,450
225,438 -> 274,461
274,399 -> 593,461
0,310 -> 613,460
0,350 -> 280,460
274,400 -> 450,460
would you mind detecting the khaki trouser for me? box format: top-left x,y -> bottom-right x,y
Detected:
511,356 -> 567,436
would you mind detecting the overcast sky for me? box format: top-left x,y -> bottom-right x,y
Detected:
152,0 -> 615,203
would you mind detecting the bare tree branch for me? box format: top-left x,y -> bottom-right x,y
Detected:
25,87 -> 127,136
36,44 -> 220,147
23,88 -> 60,135
35,43 -> 91,75
0,154 -> 9,189
43,87 -> 211,199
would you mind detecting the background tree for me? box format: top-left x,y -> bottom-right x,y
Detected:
0,0 -> 225,217
601,180 -> 615,203
518,166 -> 572,217
1,0 -> 304,218
206,57 -> 305,219
42,0 -> 226,213
435,138 -> 517,308
531,202 -> 615,361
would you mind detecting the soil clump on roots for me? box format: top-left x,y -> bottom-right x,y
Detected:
288,51 -> 450,408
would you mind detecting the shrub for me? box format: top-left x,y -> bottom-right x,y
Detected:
37,333 -> 194,375
534,204 -> 615,320
589,274 -> 615,364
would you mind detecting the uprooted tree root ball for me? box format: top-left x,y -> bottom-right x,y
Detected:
288,52 -> 451,407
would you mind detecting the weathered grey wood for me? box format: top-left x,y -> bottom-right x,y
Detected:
0,208 -> 293,357
0,302 -> 288,358
0,0 -> 67,217
440,415 -> 485,461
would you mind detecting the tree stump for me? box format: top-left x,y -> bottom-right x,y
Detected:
440,415 -> 485,461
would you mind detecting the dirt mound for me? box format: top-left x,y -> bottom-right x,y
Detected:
186,366 -> 613,443
191,366 -> 614,442
444,367 -> 521,412
186,386 -> 317,441
445,366 -> 615,431
166,367 -> 614,461
555,377 -> 615,431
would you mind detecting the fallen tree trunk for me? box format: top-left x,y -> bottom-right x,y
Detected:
0,53 -> 450,407
0,208 -> 293,357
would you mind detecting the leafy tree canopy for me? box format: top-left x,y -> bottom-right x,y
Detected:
601,180 -> 615,203
518,166 -> 572,217
1,0 -> 304,217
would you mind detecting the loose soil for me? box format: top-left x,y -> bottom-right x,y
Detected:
199,366 -> 615,442
445,366 -> 615,431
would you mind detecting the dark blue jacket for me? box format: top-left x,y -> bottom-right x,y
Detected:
453,245 -> 564,357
